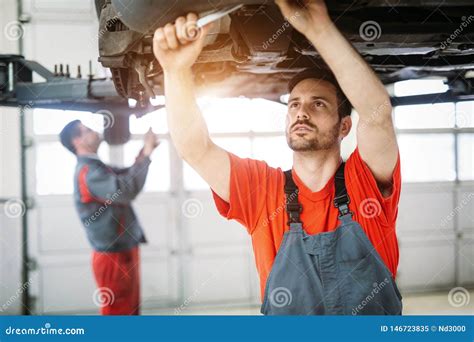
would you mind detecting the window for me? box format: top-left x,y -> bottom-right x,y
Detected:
392,81 -> 470,183
36,142 -> 109,195
252,136 -> 292,170
458,134 -> 474,181
129,109 -> 168,134
183,97 -> 288,190
200,97 -> 253,133
398,134 -> 455,182
34,109 -> 109,195
33,109 -> 104,135
199,97 -> 287,133
394,103 -> 455,129
247,99 -> 287,132
123,139 -> 170,192
183,137 -> 252,190
456,101 -> 474,128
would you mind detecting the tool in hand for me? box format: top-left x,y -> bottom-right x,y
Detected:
186,4 -> 243,40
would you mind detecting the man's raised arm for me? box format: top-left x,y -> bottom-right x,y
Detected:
153,14 -> 231,201
276,0 -> 398,196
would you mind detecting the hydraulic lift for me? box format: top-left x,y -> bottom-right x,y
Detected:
2,54 -> 473,145
0,54 -> 164,145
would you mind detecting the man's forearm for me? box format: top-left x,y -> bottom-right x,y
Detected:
164,68 -> 212,163
305,20 -> 392,122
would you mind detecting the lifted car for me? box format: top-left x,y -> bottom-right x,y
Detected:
96,0 -> 474,104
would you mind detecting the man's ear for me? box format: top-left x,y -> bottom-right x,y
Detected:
71,136 -> 82,150
340,116 -> 352,138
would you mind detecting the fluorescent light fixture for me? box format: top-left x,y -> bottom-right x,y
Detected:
394,78 -> 449,96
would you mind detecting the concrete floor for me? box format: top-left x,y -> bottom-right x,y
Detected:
144,289 -> 474,315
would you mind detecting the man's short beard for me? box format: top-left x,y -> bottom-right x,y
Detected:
287,121 -> 340,152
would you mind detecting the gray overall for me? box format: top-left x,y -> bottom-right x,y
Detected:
261,162 -> 403,315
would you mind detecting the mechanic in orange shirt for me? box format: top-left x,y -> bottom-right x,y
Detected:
153,0 -> 402,315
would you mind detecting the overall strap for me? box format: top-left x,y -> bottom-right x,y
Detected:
333,162 -> 352,218
284,170 -> 302,226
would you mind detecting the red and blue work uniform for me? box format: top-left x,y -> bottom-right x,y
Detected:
73,154 -> 151,315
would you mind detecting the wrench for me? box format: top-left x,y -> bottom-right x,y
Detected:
197,4 -> 243,28
186,4 -> 243,39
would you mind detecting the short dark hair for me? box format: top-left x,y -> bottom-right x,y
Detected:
288,68 -> 352,120
60,120 -> 82,154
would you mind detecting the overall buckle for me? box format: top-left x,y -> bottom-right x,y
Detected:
334,195 -> 352,218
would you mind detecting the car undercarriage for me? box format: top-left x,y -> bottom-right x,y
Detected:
97,0 -> 474,103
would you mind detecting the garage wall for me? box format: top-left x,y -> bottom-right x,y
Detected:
0,0 -> 25,315
397,182 -> 474,290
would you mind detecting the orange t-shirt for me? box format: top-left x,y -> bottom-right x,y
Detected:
211,147 -> 402,301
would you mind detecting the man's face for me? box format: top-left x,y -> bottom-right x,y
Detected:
286,78 -> 343,152
74,123 -> 102,153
